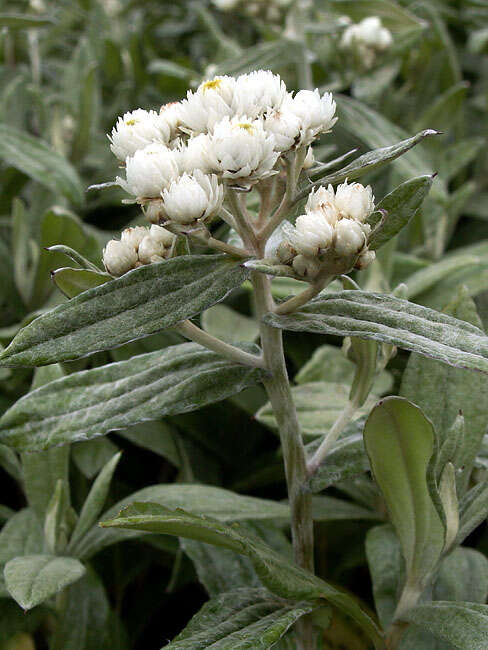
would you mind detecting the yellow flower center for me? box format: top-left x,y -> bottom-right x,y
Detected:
236,122 -> 254,134
125,119 -> 137,126
202,78 -> 222,93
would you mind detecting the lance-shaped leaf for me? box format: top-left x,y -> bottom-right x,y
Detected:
101,503 -> 383,647
0,343 -> 262,452
163,587 -> 320,649
404,602 -> 488,650
4,555 -> 86,611
294,129 -> 438,202
0,255 -> 249,367
263,290 -> 488,374
368,176 -> 433,251
363,398 -> 445,592
0,124 -> 84,206
51,267 -> 111,298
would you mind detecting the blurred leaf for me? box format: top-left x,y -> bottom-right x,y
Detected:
264,290 -> 488,374
5,554 -> 85,610
0,255 -> 249,367
434,548 -> 488,604
116,420 -> 180,468
0,509 -> 44,597
311,495 -> 378,522
201,304 -> 259,343
0,124 -> 84,207
0,14 -> 55,28
72,437 -> 119,479
0,343 -> 262,452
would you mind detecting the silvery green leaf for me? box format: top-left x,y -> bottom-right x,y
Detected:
364,397 -> 445,588
51,268 -> 111,298
101,503 -> 382,645
401,255 -> 481,301
368,176 -> 433,251
434,548 -> 488,604
263,290 -> 488,374
404,602 -> 488,650
4,555 -> 85,611
201,304 -> 260,344
311,495 -> 378,522
72,483 -> 291,560
0,255 -> 249,367
0,124 -> 84,207
71,437 -> 119,479
163,587 -> 318,649
366,525 -> 404,630
0,343 -> 262,452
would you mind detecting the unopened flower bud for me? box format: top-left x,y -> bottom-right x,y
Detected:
335,180 -> 374,222
334,219 -> 366,256
302,147 -> 315,169
138,235 -> 166,264
285,211 -> 334,257
148,224 -> 176,248
355,249 -> 376,269
162,170 -> 223,224
117,143 -> 180,199
276,240 -> 297,264
144,198 -> 166,224
292,254 -> 321,279
121,226 -> 148,251
103,239 -> 138,276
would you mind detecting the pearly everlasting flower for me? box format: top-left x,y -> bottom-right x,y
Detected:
334,180 -> 374,222
292,254 -> 321,279
234,70 -> 287,118
148,224 -> 176,248
180,134 -> 213,174
109,109 -> 171,161
334,218 -> 366,256
144,198 -> 166,224
284,212 -> 334,257
289,90 -> 337,147
306,185 -> 336,215
103,239 -> 138,277
117,143 -> 180,199
355,249 -> 376,269
340,17 -> 393,68
179,76 -> 238,134
159,102 -> 184,141
120,226 -> 148,251
162,170 -> 224,224
263,96 -> 302,151
205,115 -> 279,184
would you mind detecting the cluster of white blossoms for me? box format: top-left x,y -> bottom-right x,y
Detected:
211,0 -> 292,23
103,225 -> 175,277
340,16 -> 393,69
278,181 -> 376,279
108,71 -> 336,225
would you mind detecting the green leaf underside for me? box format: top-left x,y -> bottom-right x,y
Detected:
0,343 -> 262,452
0,124 -> 84,206
164,587 -> 316,649
4,555 -> 86,610
101,503 -> 382,646
0,255 -> 249,367
404,602 -> 488,650
363,398 -> 445,582
66,484 -> 290,560
264,290 -> 488,374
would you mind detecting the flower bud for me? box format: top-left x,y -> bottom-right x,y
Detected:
161,170 -> 224,224
292,254 -> 321,279
286,211 -> 334,257
103,239 -> 138,277
109,109 -> 171,161
302,146 -> 315,170
355,249 -> 376,269
148,224 -> 176,248
144,198 -> 166,224
334,219 -> 366,256
138,235 -> 166,264
334,180 -> 374,222
276,241 -> 297,264
120,226 -> 148,251
117,143 -> 180,199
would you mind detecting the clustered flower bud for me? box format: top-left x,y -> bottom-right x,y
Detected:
278,181 -> 376,280
340,16 -> 393,69
103,225 -> 176,277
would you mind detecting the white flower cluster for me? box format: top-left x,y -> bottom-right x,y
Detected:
211,0 -> 292,24
108,71 -> 336,224
103,225 -> 176,277
340,16 -> 393,69
278,181 -> 376,279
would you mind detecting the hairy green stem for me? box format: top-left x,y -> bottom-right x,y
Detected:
176,320 -> 265,369
251,270 -> 315,650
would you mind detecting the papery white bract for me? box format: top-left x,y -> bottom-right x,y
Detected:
263,96 -> 302,151
117,143 -> 180,199
234,70 -> 287,118
109,109 -> 171,161
162,170 -> 224,224
179,76 -> 238,133
284,212 -> 334,257
334,180 -> 375,222
334,218 -> 367,256
206,115 -> 279,184
289,89 -> 337,147
120,226 -> 148,251
180,133 -> 213,174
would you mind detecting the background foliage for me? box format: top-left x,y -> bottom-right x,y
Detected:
0,0 -> 488,648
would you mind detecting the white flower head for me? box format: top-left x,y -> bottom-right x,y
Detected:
148,224 -> 176,248
306,185 -> 335,212
159,102 -> 184,141
180,133 -> 213,174
138,235 -> 166,265
289,89 -> 337,146
117,143 -> 180,199
103,239 -> 138,277
283,211 -> 334,258
178,76 -> 238,134
334,218 -> 366,256
206,115 -> 279,184
292,254 -> 321,279
234,71 -> 287,119
334,180 -> 375,222
162,170 -> 224,224
263,95 -> 302,152
358,17 -> 392,50
355,249 -> 376,269
120,225 -> 148,251
109,109 -> 171,161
